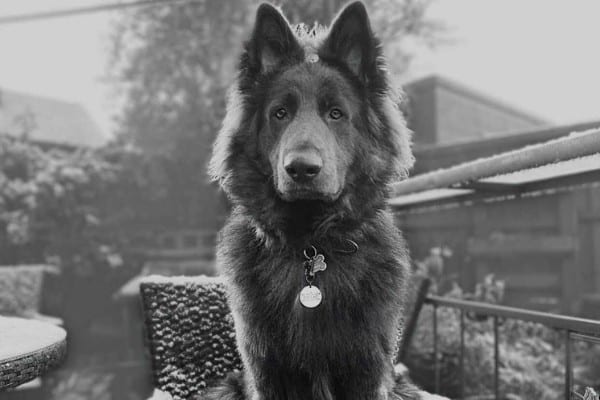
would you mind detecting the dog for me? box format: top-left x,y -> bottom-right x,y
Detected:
204,2 -> 425,399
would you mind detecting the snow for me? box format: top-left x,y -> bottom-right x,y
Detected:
390,128 -> 600,208
483,153 -> 600,184
146,389 -> 174,400
140,275 -> 223,285
115,274 -> 223,299
388,188 -> 473,207
0,316 -> 66,360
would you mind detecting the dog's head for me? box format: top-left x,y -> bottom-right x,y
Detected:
209,2 -> 413,223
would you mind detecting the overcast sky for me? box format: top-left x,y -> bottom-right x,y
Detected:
1,0 -> 599,138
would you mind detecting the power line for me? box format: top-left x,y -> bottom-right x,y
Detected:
0,0 -> 199,25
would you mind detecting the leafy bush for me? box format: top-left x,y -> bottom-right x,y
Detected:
573,343 -> 600,396
0,265 -> 46,315
407,249 -> 568,399
407,301 -> 566,399
0,136 -> 121,270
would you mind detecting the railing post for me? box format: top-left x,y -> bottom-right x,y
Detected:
565,330 -> 572,400
433,304 -> 440,394
460,309 -> 465,399
493,316 -> 499,400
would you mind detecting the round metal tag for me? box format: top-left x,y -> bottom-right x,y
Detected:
299,285 -> 322,308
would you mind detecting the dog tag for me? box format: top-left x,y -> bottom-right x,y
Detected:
299,285 -> 322,308
311,254 -> 327,273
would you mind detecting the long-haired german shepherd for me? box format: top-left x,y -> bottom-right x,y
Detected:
205,2 -> 426,399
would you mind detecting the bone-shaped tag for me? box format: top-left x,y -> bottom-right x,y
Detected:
311,254 -> 327,273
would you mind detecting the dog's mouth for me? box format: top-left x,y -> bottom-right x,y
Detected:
277,185 -> 342,203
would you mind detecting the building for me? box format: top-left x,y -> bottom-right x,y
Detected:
404,75 -> 549,146
398,75 -> 600,315
0,88 -> 106,148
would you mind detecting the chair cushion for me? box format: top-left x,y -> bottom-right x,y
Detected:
140,276 -> 242,400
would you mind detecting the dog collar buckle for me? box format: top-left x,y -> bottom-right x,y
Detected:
305,53 -> 319,63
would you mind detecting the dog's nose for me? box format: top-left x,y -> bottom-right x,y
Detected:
284,152 -> 323,182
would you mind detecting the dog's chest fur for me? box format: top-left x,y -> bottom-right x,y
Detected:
217,209 -> 410,374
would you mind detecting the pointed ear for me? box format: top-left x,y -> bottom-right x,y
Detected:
320,1 -> 379,81
246,3 -> 302,75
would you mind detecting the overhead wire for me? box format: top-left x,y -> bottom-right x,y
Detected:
0,0 -> 200,25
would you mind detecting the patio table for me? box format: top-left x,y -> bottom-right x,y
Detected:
0,316 -> 67,390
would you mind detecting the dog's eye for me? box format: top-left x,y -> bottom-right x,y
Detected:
273,108 -> 288,120
329,108 -> 343,120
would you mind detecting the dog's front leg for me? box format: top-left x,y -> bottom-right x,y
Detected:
238,340 -> 306,400
250,360 -> 315,400
330,351 -> 398,400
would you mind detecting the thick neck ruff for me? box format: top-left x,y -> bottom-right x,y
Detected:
250,211 -> 361,309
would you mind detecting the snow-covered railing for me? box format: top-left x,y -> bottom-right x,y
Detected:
390,128 -> 600,210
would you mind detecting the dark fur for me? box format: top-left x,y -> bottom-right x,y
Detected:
203,2 -> 419,399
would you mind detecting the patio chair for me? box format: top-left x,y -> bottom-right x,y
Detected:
140,275 -> 431,400
0,265 -> 62,324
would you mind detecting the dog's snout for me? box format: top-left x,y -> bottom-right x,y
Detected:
283,152 -> 323,182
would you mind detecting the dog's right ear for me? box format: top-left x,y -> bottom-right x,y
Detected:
245,3 -> 302,76
321,2 -> 379,84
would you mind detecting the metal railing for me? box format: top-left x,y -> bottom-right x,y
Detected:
426,295 -> 600,399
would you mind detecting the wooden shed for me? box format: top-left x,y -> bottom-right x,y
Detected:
394,124 -> 600,315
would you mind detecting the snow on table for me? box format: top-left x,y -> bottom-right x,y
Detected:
0,316 -> 66,361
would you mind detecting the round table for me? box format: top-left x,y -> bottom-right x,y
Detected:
0,316 -> 67,390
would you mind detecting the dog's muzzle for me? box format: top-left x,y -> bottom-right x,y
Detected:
276,148 -> 341,202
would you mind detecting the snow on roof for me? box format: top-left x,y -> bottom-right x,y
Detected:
388,188 -> 473,208
390,128 -> 600,209
484,153 -> 600,185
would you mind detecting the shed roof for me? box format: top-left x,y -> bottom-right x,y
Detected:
405,75 -> 549,126
0,88 -> 106,147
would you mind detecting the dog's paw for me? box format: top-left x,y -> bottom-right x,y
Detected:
417,391 -> 449,400
146,389 -> 174,400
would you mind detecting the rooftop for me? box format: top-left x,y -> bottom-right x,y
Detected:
405,75 -> 549,127
0,88 -> 106,147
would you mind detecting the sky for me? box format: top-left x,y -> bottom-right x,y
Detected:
411,0 -> 600,125
0,0 -> 114,137
1,0 -> 599,139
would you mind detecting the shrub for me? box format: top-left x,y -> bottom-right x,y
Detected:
407,249 -> 565,399
406,306 -> 565,399
0,136 -> 121,270
0,265 -> 45,315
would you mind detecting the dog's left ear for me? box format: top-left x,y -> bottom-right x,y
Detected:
320,1 -> 379,82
